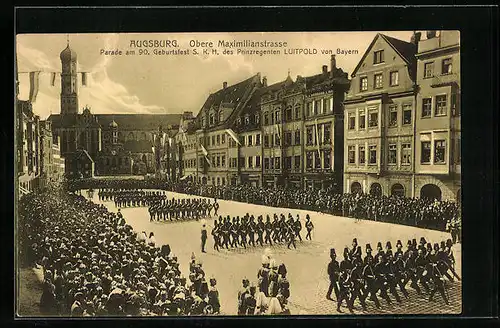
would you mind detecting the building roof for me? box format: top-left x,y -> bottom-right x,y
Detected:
74,149 -> 94,163
60,44 -> 77,62
122,140 -> 154,153
49,113 -> 182,131
351,33 -> 416,78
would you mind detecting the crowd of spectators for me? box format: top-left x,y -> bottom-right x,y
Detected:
19,185 -> 220,316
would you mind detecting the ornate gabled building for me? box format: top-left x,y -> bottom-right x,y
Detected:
48,42 -> 182,178
179,74 -> 262,186
344,33 -> 417,197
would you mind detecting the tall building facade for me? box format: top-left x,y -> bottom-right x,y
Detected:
414,31 -> 461,202
344,33 -> 417,197
16,100 -> 41,192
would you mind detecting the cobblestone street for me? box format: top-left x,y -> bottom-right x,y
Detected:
89,190 -> 461,315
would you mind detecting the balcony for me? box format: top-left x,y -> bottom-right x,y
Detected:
429,73 -> 459,88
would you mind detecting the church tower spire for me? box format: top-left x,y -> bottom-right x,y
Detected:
60,36 -> 79,115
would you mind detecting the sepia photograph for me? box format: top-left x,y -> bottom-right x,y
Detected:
15,31 -> 462,317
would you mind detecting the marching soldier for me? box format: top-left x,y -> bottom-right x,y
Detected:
256,216 -> 265,247
264,215 -> 273,246
212,220 -> 220,252
362,255 -> 381,309
201,222 -> 208,253
305,215 -> 314,240
336,271 -> 354,313
326,248 -> 340,301
294,215 -> 302,242
349,258 -> 367,311
213,199 -> 220,216
248,216 -> 256,247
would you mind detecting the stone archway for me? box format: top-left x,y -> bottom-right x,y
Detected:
391,183 -> 405,197
370,183 -> 382,197
420,184 -> 442,201
350,181 -> 362,194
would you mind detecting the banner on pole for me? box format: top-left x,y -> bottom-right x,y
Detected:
29,71 -> 40,103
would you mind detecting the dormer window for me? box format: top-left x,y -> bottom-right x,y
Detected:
218,111 -> 224,122
255,114 -> 260,124
244,115 -> 250,125
201,117 -> 206,127
237,117 -> 242,125
209,113 -> 214,125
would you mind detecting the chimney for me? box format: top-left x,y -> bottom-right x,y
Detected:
262,76 -> 268,87
330,55 -> 337,77
322,65 -> 328,74
223,81 -> 227,89
411,31 -> 422,45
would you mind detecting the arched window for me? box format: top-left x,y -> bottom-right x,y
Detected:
244,115 -> 250,125
255,113 -> 260,125
219,111 -> 224,122
370,183 -> 382,196
351,182 -> 362,194
391,183 -> 405,197
420,184 -> 442,201
127,132 -> 134,141
209,113 -> 214,125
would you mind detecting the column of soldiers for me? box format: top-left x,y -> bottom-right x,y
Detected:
97,189 -> 167,207
210,213 -> 314,252
148,198 -> 220,222
326,237 -> 460,313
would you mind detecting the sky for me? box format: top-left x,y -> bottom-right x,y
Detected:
16,31 -> 413,120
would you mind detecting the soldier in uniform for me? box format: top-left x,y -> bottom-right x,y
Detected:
364,244 -> 374,266
248,216 -> 256,247
374,254 -> 392,305
305,215 -> 314,240
239,217 -> 247,249
212,220 -> 220,252
264,215 -> 273,246
336,271 -> 354,313
286,217 -> 296,249
213,199 -> 220,216
362,255 -> 381,309
326,248 -> 340,301
230,218 -> 239,248
349,258 -> 367,311
428,262 -> 449,305
256,216 -> 265,247
201,223 -> 208,253
294,215 -> 303,242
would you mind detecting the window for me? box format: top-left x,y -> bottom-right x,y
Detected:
359,110 -> 366,129
323,98 -> 332,112
221,134 -> 225,144
314,100 -> 322,115
216,156 -> 221,167
359,145 -> 366,164
285,106 -> 292,121
275,157 -> 281,169
374,73 -> 383,89
294,156 -> 301,169
219,111 -> 224,122
348,114 -> 356,130
264,135 -> 269,147
244,115 -> 250,125
256,156 -> 261,167
239,157 -> 245,168
422,98 -> 432,118
212,136 -> 216,145
275,110 -> 281,123
401,143 -> 411,165
270,157 -> 275,169
389,106 -> 398,127
306,126 -> 314,145
294,104 -> 301,120
390,71 -> 399,86
264,113 -> 269,125
205,137 -> 209,146
284,132 -> 292,146
360,77 -> 368,91
248,156 -> 253,168
274,134 -> 280,146
284,156 -> 292,169
248,135 -> 253,146
294,130 -> 301,145
255,114 -> 260,125
434,140 -> 446,164
236,118 -> 242,126
368,110 -> 378,128
373,50 -> 384,64
216,135 -> 220,145
239,136 -> 245,146
424,62 -> 434,78
255,134 -> 261,146
421,141 -> 431,163
369,145 -> 377,164
388,144 -> 397,165
442,58 -> 452,74
324,150 -> 331,169
209,113 -> 214,125
435,95 -> 447,116
306,152 -> 313,168
264,158 -> 270,169
306,102 -> 313,117
221,155 -> 226,167
222,177 -> 225,186
402,104 -> 412,125
314,152 -> 321,168
323,124 -> 331,143
348,146 -> 356,164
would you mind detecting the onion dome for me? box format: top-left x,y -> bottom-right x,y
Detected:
60,44 -> 77,62
109,119 -> 118,128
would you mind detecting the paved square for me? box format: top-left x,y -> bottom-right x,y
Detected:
88,190 -> 461,315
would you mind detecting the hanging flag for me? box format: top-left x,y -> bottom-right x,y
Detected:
205,156 -> 212,167
82,72 -> 87,86
200,144 -> 208,156
50,72 -> 56,86
225,129 -> 241,145
29,71 -> 40,103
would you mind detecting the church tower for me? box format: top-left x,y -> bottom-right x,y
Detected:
60,38 -> 79,115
